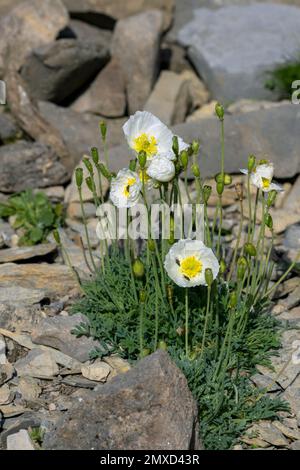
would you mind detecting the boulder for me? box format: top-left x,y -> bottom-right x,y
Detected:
0,0 -> 69,76
71,59 -> 126,117
0,141 -> 69,193
31,314 -> 101,363
0,244 -> 57,264
112,10 -> 163,113
0,113 -> 21,143
38,101 -> 126,164
178,4 -> 300,102
43,350 -> 200,450
62,0 -> 174,30
6,429 -> 35,450
21,39 -> 109,103
15,349 -> 59,378
144,70 -> 191,125
62,19 -> 112,47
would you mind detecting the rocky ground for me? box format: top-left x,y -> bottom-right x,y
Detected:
0,0 -> 300,450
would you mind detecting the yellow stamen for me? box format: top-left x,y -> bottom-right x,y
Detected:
133,133 -> 157,157
139,169 -> 151,184
180,256 -> 202,279
123,177 -> 136,197
262,177 -> 271,190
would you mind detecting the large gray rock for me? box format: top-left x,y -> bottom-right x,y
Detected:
0,0 -> 69,77
0,114 -> 21,143
108,103 -> 300,178
71,59 -> 126,117
38,101 -> 126,164
63,19 -> 112,47
31,314 -> 101,362
178,4 -> 300,102
43,350 -> 200,450
112,10 -> 163,114
0,141 -> 69,193
20,39 -> 109,103
62,0 -> 174,30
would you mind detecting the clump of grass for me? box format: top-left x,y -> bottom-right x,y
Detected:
0,189 -> 64,246
265,59 -> 300,99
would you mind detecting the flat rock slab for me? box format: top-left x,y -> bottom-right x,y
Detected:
0,244 -> 57,264
0,263 -> 78,299
43,350 -> 201,450
108,103 -> 300,178
178,4 -> 300,101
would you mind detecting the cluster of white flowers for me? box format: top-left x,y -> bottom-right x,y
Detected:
110,111 -> 188,209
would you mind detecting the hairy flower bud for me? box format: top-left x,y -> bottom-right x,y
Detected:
139,289 -> 146,303
192,140 -> 200,155
215,102 -> 224,120
148,239 -> 156,252
172,135 -> 179,156
75,167 -> 83,188
99,163 -> 111,180
203,185 -> 212,203
219,258 -> 227,274
158,340 -> 168,351
248,154 -> 256,172
215,172 -> 232,186
205,268 -> 214,287
99,120 -> 107,142
83,157 -> 94,176
91,147 -> 99,165
191,163 -> 200,178
237,256 -> 248,281
229,291 -> 238,309
217,180 -> 224,195
244,242 -> 257,257
267,189 -> 277,208
264,213 -> 273,229
180,150 -> 189,169
133,258 -> 145,279
138,150 -> 147,169
129,159 -> 137,172
85,176 -> 93,192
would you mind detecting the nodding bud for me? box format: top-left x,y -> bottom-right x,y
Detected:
129,159 -> 137,172
147,239 -> 156,252
205,268 -> 214,287
99,163 -> 111,180
138,150 -> 147,169
83,157 -> 94,175
99,121 -> 107,141
248,154 -> 256,172
141,348 -> 150,357
267,189 -> 277,208
258,158 -> 269,165
235,182 -> 243,201
91,147 -> 99,165
167,284 -> 174,304
219,258 -> 226,274
75,167 -> 83,188
215,172 -> 232,185
215,102 -> 224,120
244,242 -> 257,257
192,163 -> 200,178
53,229 -> 61,244
158,340 -> 167,351
229,291 -> 238,309
180,150 -> 189,169
264,213 -> 273,229
139,289 -> 146,303
133,258 -> 145,279
85,176 -> 94,192
217,180 -> 224,195
172,135 -> 179,156
203,185 -> 212,203
192,140 -> 200,155
237,256 -> 248,281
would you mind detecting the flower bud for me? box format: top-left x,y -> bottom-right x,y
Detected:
219,258 -> 227,274
180,150 -> 189,170
217,180 -> 224,195
215,172 -> 232,185
133,258 -> 145,279
99,120 -> 107,142
258,158 -> 269,165
237,256 -> 248,281
53,229 -> 61,244
99,163 -> 111,180
203,185 -> 212,203
235,182 -> 243,201
191,163 -> 200,178
244,242 -> 257,257
85,176 -> 93,192
129,159 -> 137,172
139,289 -> 146,303
267,189 -> 277,208
91,147 -> 99,165
158,340 -> 167,351
205,268 -> 214,287
172,135 -> 179,156
215,102 -> 224,120
148,239 -> 156,252
264,213 -> 273,229
83,157 -> 93,175
229,291 -> 238,309
75,167 -> 83,188
138,150 -> 147,169
248,154 -> 256,172
192,140 -> 200,155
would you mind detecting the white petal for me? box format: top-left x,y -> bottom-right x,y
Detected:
147,156 -> 175,182
240,168 -> 248,175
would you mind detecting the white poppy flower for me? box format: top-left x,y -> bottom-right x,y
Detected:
240,162 -> 283,192
123,111 -> 188,161
146,156 -> 175,183
110,169 -> 142,208
164,239 -> 219,288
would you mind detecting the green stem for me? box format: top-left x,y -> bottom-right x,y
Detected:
78,188 -> 96,271
185,288 -> 189,357
200,285 -> 211,361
